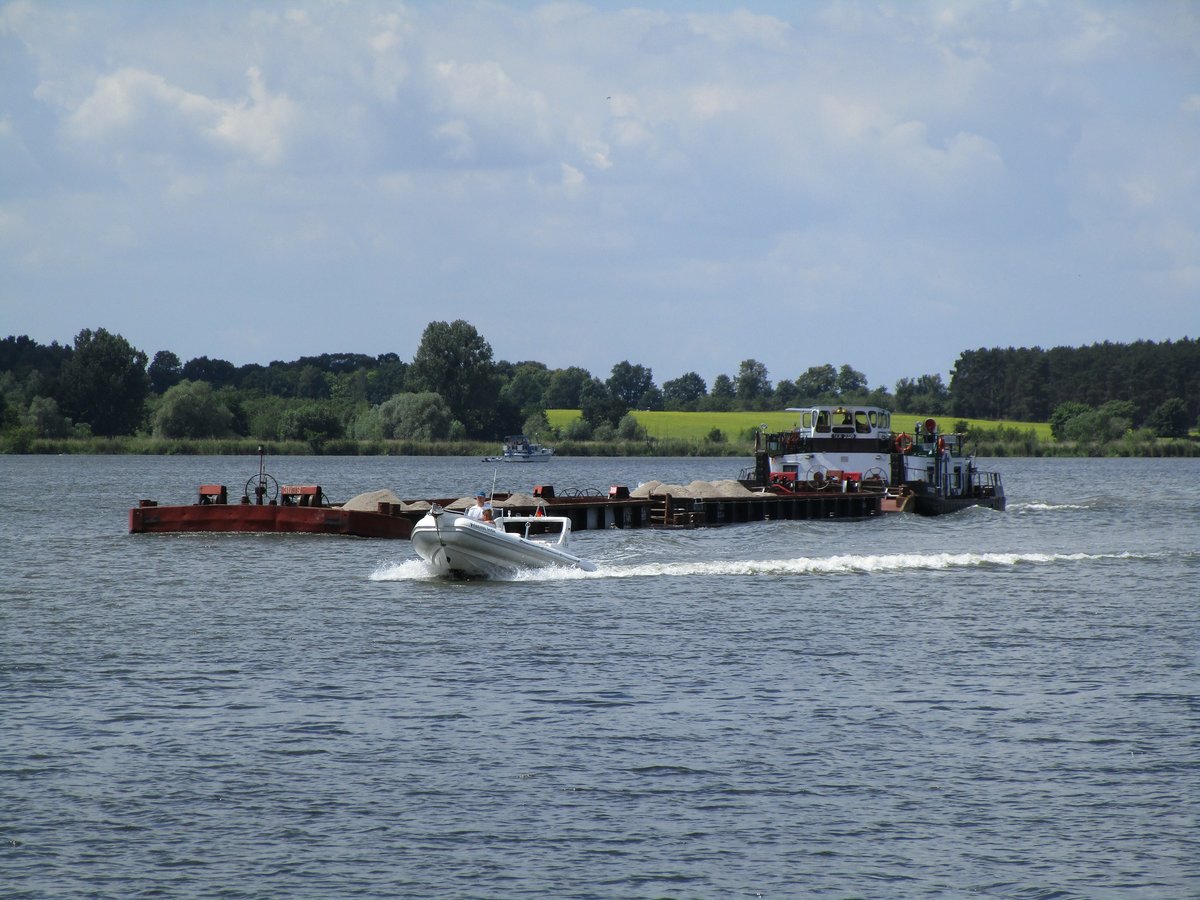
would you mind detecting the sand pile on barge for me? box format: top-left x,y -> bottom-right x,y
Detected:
631,479 -> 755,499
493,492 -> 541,509
342,489 -> 403,511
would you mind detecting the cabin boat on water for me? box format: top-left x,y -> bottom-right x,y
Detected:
483,435 -> 555,462
742,406 -> 1005,515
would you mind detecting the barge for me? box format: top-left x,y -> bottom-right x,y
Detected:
129,452 -> 413,539
129,407 -> 1003,539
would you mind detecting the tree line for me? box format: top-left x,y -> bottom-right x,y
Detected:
1,323 -> 1196,451
950,340 -> 1200,426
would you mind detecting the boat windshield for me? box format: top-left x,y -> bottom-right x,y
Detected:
791,406 -> 891,438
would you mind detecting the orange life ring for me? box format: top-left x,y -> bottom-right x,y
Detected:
894,433 -> 913,453
937,436 -> 946,453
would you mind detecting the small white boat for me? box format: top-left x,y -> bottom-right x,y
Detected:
483,435 -> 554,462
410,506 -> 596,578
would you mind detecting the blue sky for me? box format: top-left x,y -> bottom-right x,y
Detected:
2,1 -> 1197,392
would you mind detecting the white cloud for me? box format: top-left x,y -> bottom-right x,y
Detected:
433,118 -> 474,161
686,8 -> 791,49
431,58 -> 552,156
63,65 -> 296,166
366,11 -> 412,101
560,162 -> 585,196
209,67 -> 297,165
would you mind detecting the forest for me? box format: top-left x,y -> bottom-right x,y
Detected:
1,322 -> 1197,455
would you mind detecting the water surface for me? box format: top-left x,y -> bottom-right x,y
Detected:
2,455 -> 1197,897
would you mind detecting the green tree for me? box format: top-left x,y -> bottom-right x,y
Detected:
152,380 -> 234,438
278,401 -> 343,446
296,365 -> 331,399
638,385 -> 664,410
773,378 -> 799,408
563,416 -> 592,440
708,374 -> 735,411
350,405 -> 383,440
662,371 -> 707,409
895,374 -> 950,415
181,355 -> 237,388
1050,401 -> 1092,441
24,396 -> 72,438
795,364 -> 837,400
1063,400 -> 1137,446
366,354 -> 409,404
147,350 -> 183,394
580,378 -> 626,427
409,320 -> 502,435
58,328 -> 149,436
1146,397 -> 1189,438
377,392 -> 452,440
616,412 -> 647,440
331,370 -> 369,406
501,363 -> 551,414
735,359 -> 771,406
544,366 -> 592,409
836,364 -> 868,397
218,387 -> 250,436
606,361 -> 654,407
521,409 -> 552,440
1099,399 -> 1138,431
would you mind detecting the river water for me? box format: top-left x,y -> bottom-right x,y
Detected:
1,454 -> 1197,898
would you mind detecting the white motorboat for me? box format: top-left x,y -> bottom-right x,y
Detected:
410,507 -> 596,578
483,435 -> 554,462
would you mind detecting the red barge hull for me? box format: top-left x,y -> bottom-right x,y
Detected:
129,502 -> 411,538
130,480 -> 411,539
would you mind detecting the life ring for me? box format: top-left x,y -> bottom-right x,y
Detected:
894,433 -> 913,454
937,436 -> 946,454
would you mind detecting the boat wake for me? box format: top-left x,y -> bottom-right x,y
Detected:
372,550 -> 1155,582
1012,500 -> 1098,512
589,550 -> 1152,578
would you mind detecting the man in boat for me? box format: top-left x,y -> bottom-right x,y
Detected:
466,491 -> 489,521
481,508 -> 504,531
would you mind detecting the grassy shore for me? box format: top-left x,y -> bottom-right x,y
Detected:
548,409 -> 1054,443
4,411 -> 1196,456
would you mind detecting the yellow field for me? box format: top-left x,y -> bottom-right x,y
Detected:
547,409 -> 1051,442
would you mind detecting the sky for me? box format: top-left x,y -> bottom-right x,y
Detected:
1,1 -> 1198,392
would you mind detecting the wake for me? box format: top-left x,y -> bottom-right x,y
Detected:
371,550 -> 1152,582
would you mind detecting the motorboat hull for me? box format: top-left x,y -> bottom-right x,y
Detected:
410,511 -> 595,577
